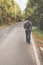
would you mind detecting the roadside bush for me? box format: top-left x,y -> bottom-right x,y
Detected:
39,21 -> 43,30
0,18 -> 3,26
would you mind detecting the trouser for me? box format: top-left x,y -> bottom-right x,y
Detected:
25,31 -> 31,43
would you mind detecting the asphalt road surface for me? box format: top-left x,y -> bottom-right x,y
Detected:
0,22 -> 39,65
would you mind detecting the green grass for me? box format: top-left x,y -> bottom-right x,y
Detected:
32,27 -> 43,39
0,22 -> 16,29
0,25 -> 8,28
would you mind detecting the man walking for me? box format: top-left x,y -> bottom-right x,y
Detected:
24,20 -> 32,44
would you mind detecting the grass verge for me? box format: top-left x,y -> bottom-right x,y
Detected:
0,22 -> 16,29
32,26 -> 43,57
32,27 -> 43,40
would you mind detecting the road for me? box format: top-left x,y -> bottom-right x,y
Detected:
0,23 -> 18,42
0,22 -> 39,65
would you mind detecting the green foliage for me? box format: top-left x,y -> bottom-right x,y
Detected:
32,27 -> 43,39
0,0 -> 22,25
39,20 -> 43,30
25,0 -> 43,30
0,18 -> 3,25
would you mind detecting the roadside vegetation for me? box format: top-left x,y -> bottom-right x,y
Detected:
0,0 -> 22,27
32,27 -> 43,40
0,21 -> 16,28
24,0 -> 43,40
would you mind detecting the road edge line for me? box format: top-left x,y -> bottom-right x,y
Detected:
31,34 -> 41,65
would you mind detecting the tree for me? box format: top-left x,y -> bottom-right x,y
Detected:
25,0 -> 43,30
0,0 -> 22,25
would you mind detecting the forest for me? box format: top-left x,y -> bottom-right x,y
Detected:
0,0 -> 43,31
0,0 -> 22,25
25,0 -> 43,30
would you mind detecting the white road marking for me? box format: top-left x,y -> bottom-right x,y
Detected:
31,34 -> 41,65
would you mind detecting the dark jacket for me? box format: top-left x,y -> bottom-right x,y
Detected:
24,21 -> 32,32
